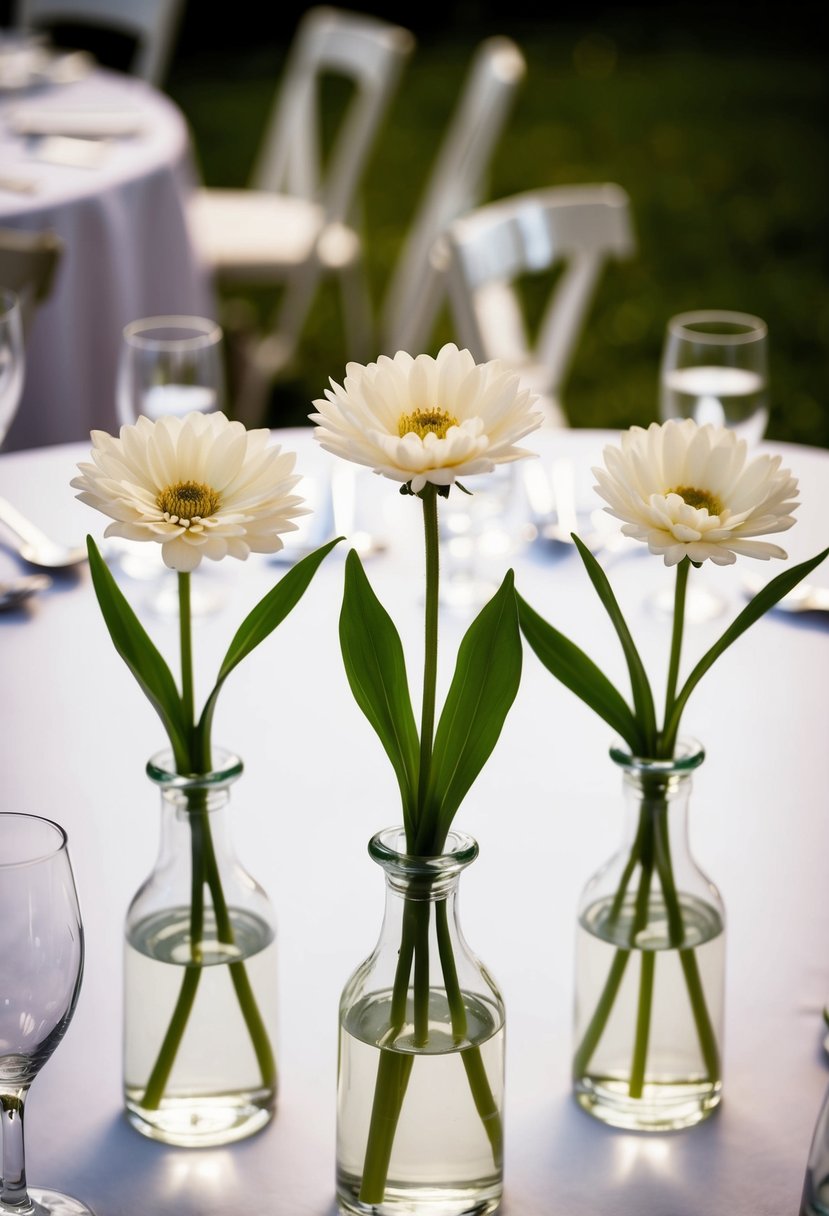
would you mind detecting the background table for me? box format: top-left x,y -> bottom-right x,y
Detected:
0,62 -> 216,452
1,426 -> 828,1215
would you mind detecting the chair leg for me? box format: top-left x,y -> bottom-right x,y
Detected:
337,255 -> 375,362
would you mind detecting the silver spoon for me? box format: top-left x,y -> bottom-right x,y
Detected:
0,572 -> 52,610
0,496 -> 87,570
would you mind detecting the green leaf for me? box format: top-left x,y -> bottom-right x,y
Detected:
338,549 -> 419,830
516,592 -> 643,753
197,538 -> 342,762
86,537 -> 189,766
572,535 -> 657,751
663,544 -> 829,751
422,571 -> 523,849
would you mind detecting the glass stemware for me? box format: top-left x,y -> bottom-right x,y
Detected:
0,813 -> 94,1216
110,314 -> 227,615
0,288 -> 25,451
651,309 -> 770,623
115,314 -> 225,429
659,309 -> 769,448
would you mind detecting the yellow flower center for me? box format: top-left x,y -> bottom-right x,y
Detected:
668,485 -> 723,516
398,407 -> 459,440
157,480 -> 220,524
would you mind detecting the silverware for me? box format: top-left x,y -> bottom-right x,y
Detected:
0,572 -> 51,610
0,174 -> 39,195
743,573 -> 829,616
0,496 -> 87,570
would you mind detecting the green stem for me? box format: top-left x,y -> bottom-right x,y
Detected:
651,803 -> 720,1084
358,1051 -> 414,1204
660,558 -> 689,758
679,949 -> 721,1081
416,486 -> 440,827
178,572 -> 194,742
358,900 -> 418,1204
141,794 -> 207,1110
573,807 -> 654,1081
627,809 -> 655,1097
629,951 -> 655,1098
436,901 -> 503,1167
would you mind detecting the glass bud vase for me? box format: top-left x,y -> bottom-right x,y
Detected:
801,1080 -> 829,1215
572,738 -> 725,1131
123,749 -> 278,1147
336,826 -> 505,1216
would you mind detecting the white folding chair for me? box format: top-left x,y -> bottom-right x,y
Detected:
187,6 -> 416,424
442,183 -> 636,426
12,0 -> 186,86
380,35 -> 526,358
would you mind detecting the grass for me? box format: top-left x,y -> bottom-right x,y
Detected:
164,11 -> 828,447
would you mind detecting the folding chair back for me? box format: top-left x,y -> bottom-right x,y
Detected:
443,183 -> 635,425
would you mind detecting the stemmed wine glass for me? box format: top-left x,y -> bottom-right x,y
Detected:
0,288 -> 25,450
659,309 -> 769,448
110,314 -> 227,614
0,813 -> 94,1216
651,309 -> 770,622
116,314 -> 225,428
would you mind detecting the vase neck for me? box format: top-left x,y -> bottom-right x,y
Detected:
370,826 -> 477,902
611,739 -> 704,859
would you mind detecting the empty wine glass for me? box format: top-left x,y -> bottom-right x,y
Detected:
659,310 -> 769,447
0,288 -> 25,450
111,315 -> 227,615
0,813 -> 94,1216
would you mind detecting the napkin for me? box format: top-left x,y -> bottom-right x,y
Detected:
8,107 -> 145,139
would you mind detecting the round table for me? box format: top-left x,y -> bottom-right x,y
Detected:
0,62 -> 216,452
0,426 -> 828,1215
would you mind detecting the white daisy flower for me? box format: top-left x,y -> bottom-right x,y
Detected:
309,343 -> 544,494
593,418 -> 799,566
71,411 -> 308,572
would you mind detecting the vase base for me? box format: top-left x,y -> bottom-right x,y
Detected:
573,1075 -> 721,1131
336,1170 -> 502,1216
125,1090 -> 275,1147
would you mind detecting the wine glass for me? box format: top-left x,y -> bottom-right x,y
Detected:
116,314 -> 225,428
0,813 -> 94,1216
0,288 -> 25,450
652,309 -> 770,622
111,314 -> 227,615
659,309 -> 769,448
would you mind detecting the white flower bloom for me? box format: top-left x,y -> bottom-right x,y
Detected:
72,412 -> 308,572
309,343 -> 544,494
593,419 -> 799,566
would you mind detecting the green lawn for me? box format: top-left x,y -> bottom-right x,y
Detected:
166,16 -> 828,447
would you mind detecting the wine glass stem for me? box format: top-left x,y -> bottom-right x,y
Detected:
1,1089 -> 31,1207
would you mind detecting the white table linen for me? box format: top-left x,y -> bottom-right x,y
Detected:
0,65 -> 216,452
0,426 -> 827,1216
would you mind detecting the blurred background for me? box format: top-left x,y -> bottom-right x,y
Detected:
3,0 -> 827,445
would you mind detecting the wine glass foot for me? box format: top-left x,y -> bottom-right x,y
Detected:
6,1188 -> 96,1216
647,582 -> 728,624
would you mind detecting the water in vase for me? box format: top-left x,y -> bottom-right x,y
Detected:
337,988 -> 504,1216
574,891 -> 724,1131
124,905 -> 278,1146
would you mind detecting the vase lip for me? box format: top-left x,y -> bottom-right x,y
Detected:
368,825 -> 479,876
609,737 -> 705,773
146,746 -> 244,789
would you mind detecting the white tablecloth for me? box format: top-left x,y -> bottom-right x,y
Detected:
0,64 -> 216,451
1,426 -> 828,1216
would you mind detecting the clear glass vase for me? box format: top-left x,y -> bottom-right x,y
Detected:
572,738 -> 725,1131
801,1080 -> 829,1215
336,826 -> 505,1216
123,748 -> 278,1146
